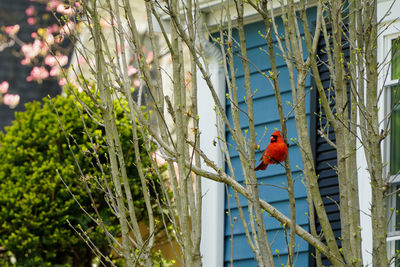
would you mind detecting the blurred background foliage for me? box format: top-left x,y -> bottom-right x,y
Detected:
0,89 -> 164,266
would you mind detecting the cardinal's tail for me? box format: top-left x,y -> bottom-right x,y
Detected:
254,162 -> 268,171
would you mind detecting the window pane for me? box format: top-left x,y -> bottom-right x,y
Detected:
397,186 -> 400,231
396,187 -> 400,267
389,186 -> 400,266
393,38 -> 400,80
391,85 -> 400,175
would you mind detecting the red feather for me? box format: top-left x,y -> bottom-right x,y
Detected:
254,130 -> 288,171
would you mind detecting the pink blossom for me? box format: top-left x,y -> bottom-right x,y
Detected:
21,59 -> 29,65
127,66 -> 138,76
45,33 -> 55,45
27,66 -> 49,82
5,25 -> 20,36
47,24 -> 59,34
31,32 -> 37,38
25,5 -> 35,16
55,35 -> 64,43
21,40 -> 41,62
44,55 -> 56,66
56,4 -> 74,16
27,17 -> 36,25
58,77 -> 67,86
117,43 -> 129,54
20,38 -> 51,63
3,94 -> 20,109
46,0 -> 62,11
49,66 -> 61,76
39,40 -> 49,53
45,54 -> 68,67
112,18 -> 118,27
146,51 -> 154,64
134,79 -> 140,87
0,81 -> 9,94
77,56 -> 85,65
59,21 -> 75,36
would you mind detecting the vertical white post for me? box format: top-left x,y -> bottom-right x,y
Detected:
357,139 -> 372,265
198,58 -> 225,267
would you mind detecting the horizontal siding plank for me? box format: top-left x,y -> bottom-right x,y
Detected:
224,227 -> 310,261
225,89 -> 311,129
224,172 -> 308,209
224,198 -> 310,235
226,66 -> 296,103
224,252 -> 310,267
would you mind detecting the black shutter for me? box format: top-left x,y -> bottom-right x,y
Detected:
309,21 -> 350,266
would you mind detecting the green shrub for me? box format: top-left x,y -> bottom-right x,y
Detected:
0,93 -> 154,266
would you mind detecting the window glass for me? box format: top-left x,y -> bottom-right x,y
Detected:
391,85 -> 400,175
393,38 -> 400,80
393,185 -> 400,266
387,185 -> 400,266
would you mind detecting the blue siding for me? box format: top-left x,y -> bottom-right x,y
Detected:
223,8 -> 316,266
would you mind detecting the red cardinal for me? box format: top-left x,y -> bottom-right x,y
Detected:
254,130 -> 288,171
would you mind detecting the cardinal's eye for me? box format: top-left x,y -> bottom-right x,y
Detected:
272,135 -> 278,139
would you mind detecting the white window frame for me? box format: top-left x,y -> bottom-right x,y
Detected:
359,3 -> 400,264
381,27 -> 400,267
383,32 -> 400,180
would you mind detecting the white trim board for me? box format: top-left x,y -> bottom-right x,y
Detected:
197,44 -> 226,267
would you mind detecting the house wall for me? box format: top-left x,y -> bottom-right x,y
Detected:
223,9 -> 317,266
